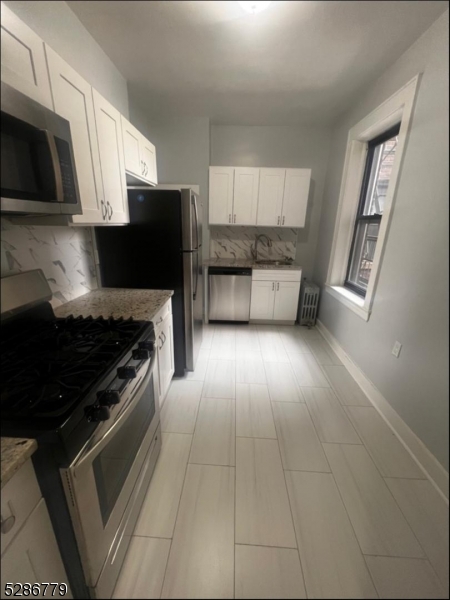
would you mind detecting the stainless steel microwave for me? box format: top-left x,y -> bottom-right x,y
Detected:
1,82 -> 82,216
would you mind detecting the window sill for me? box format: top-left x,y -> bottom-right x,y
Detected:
325,284 -> 371,321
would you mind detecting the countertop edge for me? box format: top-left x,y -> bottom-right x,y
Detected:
54,288 -> 174,322
1,438 -> 38,489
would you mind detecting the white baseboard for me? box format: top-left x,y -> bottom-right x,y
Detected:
316,319 -> 449,503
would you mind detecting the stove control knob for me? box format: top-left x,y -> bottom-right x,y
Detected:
86,405 -> 110,422
132,348 -> 150,361
139,339 -> 154,352
117,365 -> 137,379
98,390 -> 120,406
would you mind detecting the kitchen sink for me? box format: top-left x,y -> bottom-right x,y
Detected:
255,259 -> 292,266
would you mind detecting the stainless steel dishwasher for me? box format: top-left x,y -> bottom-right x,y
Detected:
208,267 -> 252,322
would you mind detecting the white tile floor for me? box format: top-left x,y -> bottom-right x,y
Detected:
113,324 -> 449,599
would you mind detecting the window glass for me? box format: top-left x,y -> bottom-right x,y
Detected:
345,125 -> 400,296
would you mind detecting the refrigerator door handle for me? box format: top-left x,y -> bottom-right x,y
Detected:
193,250 -> 199,301
193,194 -> 200,250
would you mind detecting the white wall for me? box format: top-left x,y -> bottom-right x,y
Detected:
210,125 -> 331,279
315,10 -> 449,469
3,0 -> 129,115
129,100 -> 211,257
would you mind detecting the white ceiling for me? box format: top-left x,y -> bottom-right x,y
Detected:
67,0 -> 448,125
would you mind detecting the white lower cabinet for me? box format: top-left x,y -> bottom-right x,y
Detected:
154,301 -> 175,407
249,280 -> 276,320
273,281 -> 301,321
250,270 -> 301,322
1,461 -> 71,599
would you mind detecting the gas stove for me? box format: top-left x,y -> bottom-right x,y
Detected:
1,313 -> 150,421
1,297 -> 155,464
1,270 -> 162,599
0,316 -> 148,421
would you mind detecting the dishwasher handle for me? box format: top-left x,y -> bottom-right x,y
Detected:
208,267 -> 252,276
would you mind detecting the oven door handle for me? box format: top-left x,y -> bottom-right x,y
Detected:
71,350 -> 157,470
42,130 -> 64,203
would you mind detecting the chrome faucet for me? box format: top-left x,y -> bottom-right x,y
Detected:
251,234 -> 272,260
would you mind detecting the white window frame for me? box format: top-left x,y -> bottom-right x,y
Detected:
325,75 -> 420,321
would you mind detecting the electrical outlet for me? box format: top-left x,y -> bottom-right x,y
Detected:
392,341 -> 402,358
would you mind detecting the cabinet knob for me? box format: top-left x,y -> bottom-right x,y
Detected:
1,514 -> 15,535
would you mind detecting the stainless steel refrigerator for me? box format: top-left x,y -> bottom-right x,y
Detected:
95,187 -> 203,376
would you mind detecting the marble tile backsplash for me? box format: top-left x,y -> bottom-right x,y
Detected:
209,226 -> 297,260
1,218 -> 98,308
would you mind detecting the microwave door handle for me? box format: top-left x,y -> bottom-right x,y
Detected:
71,351 -> 157,469
42,130 -> 64,203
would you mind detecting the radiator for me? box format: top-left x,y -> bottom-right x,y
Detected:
299,281 -> 320,326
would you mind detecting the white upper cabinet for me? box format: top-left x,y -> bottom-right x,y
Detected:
281,168 -> 311,228
121,116 -> 158,186
92,89 -> 128,224
141,137 -> 157,185
1,2 -> 53,109
209,166 -> 234,225
46,46 -> 105,224
257,168 -> 285,226
209,165 -> 311,228
121,116 -> 142,177
233,167 -> 259,225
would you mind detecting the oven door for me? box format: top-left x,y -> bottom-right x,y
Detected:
62,351 -> 159,588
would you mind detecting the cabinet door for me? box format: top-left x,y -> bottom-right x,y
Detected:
92,89 -> 129,224
257,168 -> 285,226
121,116 -> 142,178
1,499 -> 72,599
141,137 -> 158,185
46,46 -> 105,224
157,312 -> 174,402
273,281 -> 301,321
209,167 -> 234,225
1,3 -> 53,109
250,280 -> 276,320
233,167 -> 259,225
281,168 -> 311,228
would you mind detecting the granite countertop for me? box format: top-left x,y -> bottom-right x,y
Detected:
1,437 -> 38,489
54,288 -> 174,322
204,258 -> 302,271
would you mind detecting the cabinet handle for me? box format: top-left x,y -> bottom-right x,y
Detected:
1,513 -> 15,535
229,214 -> 232,223
107,201 -> 113,219
277,216 -> 280,225
277,282 -> 280,291
161,331 -> 166,345
282,216 -> 285,225
233,214 -> 236,223
101,200 -> 107,220
158,334 -> 163,350
272,282 -> 274,291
